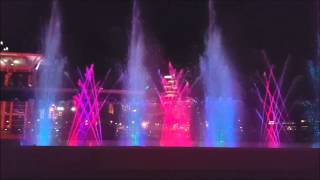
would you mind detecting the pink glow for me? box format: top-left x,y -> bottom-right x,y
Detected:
67,65 -> 103,146
159,62 -> 192,147
260,67 -> 287,147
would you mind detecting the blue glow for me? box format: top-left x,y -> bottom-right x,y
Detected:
203,98 -> 237,147
36,104 -> 51,146
123,0 -> 147,146
200,0 -> 239,147
126,101 -> 145,146
306,32 -> 320,142
35,1 -> 64,146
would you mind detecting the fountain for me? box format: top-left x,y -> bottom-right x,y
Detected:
122,0 -> 148,146
159,62 -> 192,147
11,0 -> 317,148
68,65 -> 103,146
255,64 -> 289,147
199,0 -> 239,147
305,33 -> 320,143
34,1 -> 64,145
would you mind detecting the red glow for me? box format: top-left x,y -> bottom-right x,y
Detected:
0,52 -> 42,72
160,62 -> 192,147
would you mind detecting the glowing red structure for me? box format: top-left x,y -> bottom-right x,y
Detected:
256,65 -> 288,147
0,52 -> 42,140
160,62 -> 192,146
68,65 -> 103,146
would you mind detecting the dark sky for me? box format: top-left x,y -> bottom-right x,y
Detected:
1,0 -> 318,84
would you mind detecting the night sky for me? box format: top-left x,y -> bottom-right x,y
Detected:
1,0 -> 318,93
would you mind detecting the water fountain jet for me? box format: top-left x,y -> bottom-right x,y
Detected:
122,0 -> 148,146
159,62 -> 192,147
35,1 -> 64,145
68,65 -> 103,146
200,0 -> 239,147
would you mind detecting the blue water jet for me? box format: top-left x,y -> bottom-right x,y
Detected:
306,33 -> 320,143
200,0 -> 239,147
35,1 -> 64,146
123,0 -> 147,146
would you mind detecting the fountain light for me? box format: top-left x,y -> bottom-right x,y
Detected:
56,106 -> 64,111
255,61 -> 289,147
67,65 -> 103,146
141,121 -> 148,129
159,62 -> 192,147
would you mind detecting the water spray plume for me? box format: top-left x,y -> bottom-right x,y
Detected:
35,1 -> 64,145
255,53 -> 291,147
200,0 -> 239,147
160,62 -> 192,147
123,0 -> 148,146
68,65 -> 103,146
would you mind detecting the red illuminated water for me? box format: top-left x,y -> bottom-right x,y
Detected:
159,62 -> 192,146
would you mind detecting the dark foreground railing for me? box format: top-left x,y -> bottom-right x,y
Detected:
1,141 -> 319,180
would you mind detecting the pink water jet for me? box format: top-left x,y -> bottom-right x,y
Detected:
256,65 -> 288,147
159,62 -> 192,147
68,65 -> 103,146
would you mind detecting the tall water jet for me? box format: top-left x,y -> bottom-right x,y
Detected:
305,33 -> 320,142
35,1 -> 64,145
68,65 -> 103,146
200,0 -> 239,147
123,0 -> 147,146
159,62 -> 192,147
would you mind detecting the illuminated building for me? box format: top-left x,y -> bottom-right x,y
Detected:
0,52 -> 42,139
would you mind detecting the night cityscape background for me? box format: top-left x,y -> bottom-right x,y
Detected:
1,0 -> 317,76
